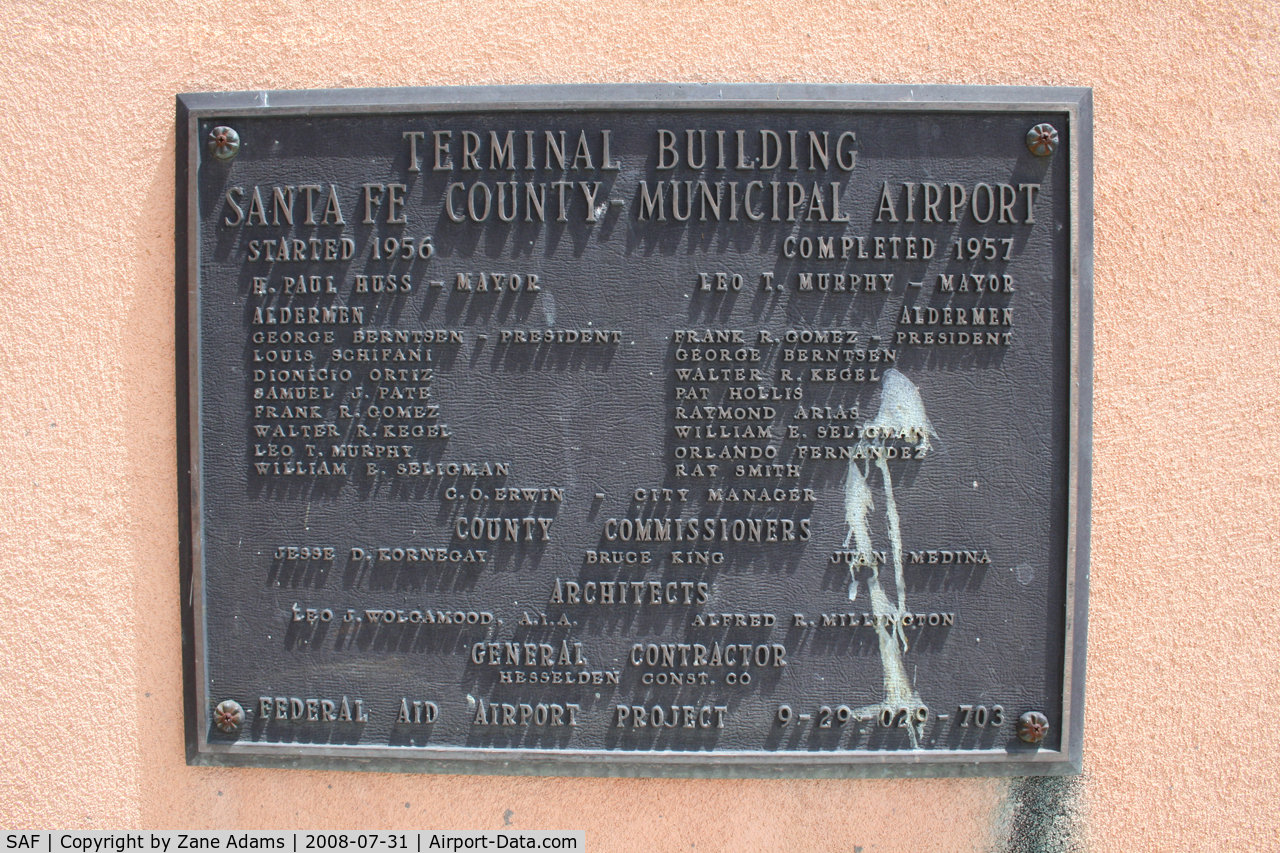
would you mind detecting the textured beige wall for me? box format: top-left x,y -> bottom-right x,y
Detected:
1,0 -> 1277,849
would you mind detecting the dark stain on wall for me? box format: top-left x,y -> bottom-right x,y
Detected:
1003,774 -> 1086,853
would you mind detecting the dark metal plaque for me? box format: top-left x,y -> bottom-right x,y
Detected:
178,85 -> 1091,777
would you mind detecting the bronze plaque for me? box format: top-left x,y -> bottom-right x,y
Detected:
178,85 -> 1092,776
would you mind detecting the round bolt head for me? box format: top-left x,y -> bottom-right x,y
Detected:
1026,123 -> 1058,157
1017,710 -> 1050,744
213,699 -> 244,733
208,126 -> 240,161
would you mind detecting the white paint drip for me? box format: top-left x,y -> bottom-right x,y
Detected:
877,457 -> 906,614
844,368 -> 936,747
842,460 -> 874,601
867,368 -> 935,453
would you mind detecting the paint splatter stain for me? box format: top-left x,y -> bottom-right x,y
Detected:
843,369 -> 936,747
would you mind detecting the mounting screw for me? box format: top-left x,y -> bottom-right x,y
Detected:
213,699 -> 244,733
1017,710 -> 1050,744
208,126 -> 240,161
1026,124 -> 1058,157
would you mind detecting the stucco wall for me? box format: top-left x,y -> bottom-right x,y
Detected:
1,1 -> 1277,849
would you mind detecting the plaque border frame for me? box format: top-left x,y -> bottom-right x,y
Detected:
177,83 -> 1093,778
